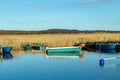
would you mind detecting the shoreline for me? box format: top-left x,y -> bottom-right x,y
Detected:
0,33 -> 120,50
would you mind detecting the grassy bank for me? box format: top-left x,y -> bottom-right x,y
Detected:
0,33 -> 120,50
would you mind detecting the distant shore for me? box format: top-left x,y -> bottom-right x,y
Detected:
0,32 -> 120,50
0,29 -> 120,35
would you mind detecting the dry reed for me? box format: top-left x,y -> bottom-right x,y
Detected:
0,33 -> 120,50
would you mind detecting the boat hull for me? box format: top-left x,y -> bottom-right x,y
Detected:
47,53 -> 83,57
46,47 -> 82,53
2,46 -> 13,53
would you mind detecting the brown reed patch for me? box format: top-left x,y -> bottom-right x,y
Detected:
0,33 -> 120,49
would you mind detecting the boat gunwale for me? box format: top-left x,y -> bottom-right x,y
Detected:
46,47 -> 81,49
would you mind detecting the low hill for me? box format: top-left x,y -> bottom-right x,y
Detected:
0,29 -> 119,34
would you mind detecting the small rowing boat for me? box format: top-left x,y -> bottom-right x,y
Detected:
2,46 -> 13,53
46,47 -> 82,53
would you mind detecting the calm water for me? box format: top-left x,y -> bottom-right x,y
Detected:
0,51 -> 120,80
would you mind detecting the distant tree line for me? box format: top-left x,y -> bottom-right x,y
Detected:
0,29 -> 120,35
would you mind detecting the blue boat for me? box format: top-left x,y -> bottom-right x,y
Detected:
2,46 -> 13,53
46,47 -> 82,53
95,43 -> 116,50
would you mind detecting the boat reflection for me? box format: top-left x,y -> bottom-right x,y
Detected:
3,52 -> 13,60
0,53 -> 2,60
100,63 -> 120,68
46,52 -> 84,60
100,49 -> 116,54
104,64 -> 120,68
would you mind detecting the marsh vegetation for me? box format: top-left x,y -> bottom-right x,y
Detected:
0,32 -> 120,50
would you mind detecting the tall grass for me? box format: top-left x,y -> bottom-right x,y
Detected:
0,32 -> 120,50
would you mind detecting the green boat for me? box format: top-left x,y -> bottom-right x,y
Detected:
46,47 -> 82,53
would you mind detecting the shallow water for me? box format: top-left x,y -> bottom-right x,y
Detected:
0,51 -> 120,80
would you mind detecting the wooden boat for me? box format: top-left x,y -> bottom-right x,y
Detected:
2,46 -> 13,53
95,43 -> 116,50
46,47 -> 82,53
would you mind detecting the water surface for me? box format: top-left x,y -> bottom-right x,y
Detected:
0,51 -> 120,80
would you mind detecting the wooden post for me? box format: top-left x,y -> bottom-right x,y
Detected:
0,45 -> 2,53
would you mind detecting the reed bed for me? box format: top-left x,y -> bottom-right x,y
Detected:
0,33 -> 120,50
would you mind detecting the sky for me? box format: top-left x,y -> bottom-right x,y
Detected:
0,0 -> 120,31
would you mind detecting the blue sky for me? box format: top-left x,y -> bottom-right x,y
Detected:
0,0 -> 120,31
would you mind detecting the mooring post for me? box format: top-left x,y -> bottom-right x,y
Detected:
0,45 -> 2,53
